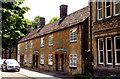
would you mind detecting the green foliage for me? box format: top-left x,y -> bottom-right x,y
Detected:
74,73 -> 119,79
49,16 -> 59,23
2,1 -> 30,58
31,16 -> 40,29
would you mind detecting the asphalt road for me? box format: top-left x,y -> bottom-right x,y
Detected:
0,68 -> 61,79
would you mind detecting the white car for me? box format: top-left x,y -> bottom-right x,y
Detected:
1,59 -> 20,72
0,59 -> 5,68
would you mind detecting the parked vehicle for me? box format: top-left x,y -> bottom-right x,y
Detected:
1,59 -> 20,72
0,59 -> 5,68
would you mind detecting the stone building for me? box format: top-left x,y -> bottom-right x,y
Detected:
18,5 -> 89,74
91,0 -> 120,76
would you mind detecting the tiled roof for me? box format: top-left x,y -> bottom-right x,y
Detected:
19,6 -> 89,43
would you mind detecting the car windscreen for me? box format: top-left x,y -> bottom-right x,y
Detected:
6,60 -> 18,64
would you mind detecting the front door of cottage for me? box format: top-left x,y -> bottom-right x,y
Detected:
33,54 -> 38,68
55,54 -> 64,71
33,51 -> 39,68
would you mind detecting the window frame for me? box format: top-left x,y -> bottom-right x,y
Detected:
70,28 -> 77,42
24,55 -> 27,63
114,36 -> 120,65
105,37 -> 112,65
114,0 -> 120,16
69,54 -> 77,67
48,54 -> 53,65
29,55 -> 32,64
105,0 -> 111,18
97,0 -> 103,20
30,40 -> 33,48
48,35 -> 53,46
40,37 -> 44,47
98,38 -> 104,64
40,54 -> 44,65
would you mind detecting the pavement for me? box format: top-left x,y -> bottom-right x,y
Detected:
21,66 -> 74,79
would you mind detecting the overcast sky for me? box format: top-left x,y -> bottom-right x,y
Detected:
22,0 -> 88,23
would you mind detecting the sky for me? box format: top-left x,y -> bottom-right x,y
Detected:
22,0 -> 88,23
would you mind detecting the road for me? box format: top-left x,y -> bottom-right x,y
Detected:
0,68 -> 61,79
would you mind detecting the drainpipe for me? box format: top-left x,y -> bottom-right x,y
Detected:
90,0 -> 93,76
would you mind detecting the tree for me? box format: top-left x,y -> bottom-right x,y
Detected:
32,16 -> 40,29
2,1 -> 30,58
49,16 -> 59,23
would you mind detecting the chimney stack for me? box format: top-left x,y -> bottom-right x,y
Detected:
60,4 -> 68,19
39,17 -> 45,29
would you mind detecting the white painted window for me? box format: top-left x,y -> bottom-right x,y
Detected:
30,40 -> 33,48
24,55 -> 27,63
29,55 -> 32,63
48,54 -> 53,65
40,54 -> 44,64
98,38 -> 104,64
69,54 -> 77,67
70,29 -> 77,42
18,44 -> 20,50
106,37 -> 112,65
40,37 -> 44,47
114,36 -> 120,65
97,0 -> 103,20
48,35 -> 53,46
105,0 -> 111,18
114,0 -> 120,15
25,42 -> 28,49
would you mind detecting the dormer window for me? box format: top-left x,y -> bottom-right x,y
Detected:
114,0 -> 120,15
105,0 -> 111,18
97,0 -> 103,20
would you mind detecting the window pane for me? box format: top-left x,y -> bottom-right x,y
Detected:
116,51 -> 120,63
106,7 -> 110,16
98,2 -> 102,8
99,39 -> 103,50
116,37 -> 120,49
115,0 -> 120,14
98,1 -> 102,19
108,51 -> 112,63
107,38 -> 111,50
100,51 -> 103,63
106,1 -> 110,6
99,9 -> 102,19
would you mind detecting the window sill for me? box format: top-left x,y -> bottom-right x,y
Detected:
115,63 -> 120,65
105,16 -> 111,19
114,13 -> 120,16
40,45 -> 44,48
70,40 -> 77,43
97,18 -> 103,21
49,44 -> 53,46
69,66 -> 77,68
